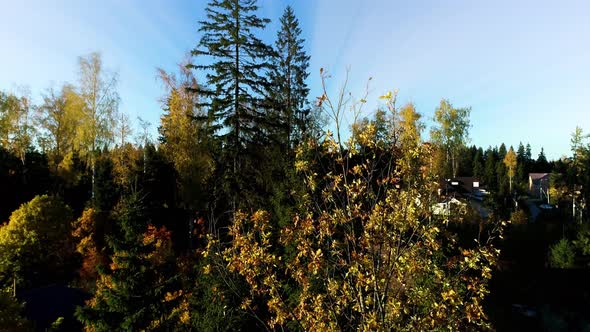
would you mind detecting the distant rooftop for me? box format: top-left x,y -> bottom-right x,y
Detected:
529,173 -> 549,180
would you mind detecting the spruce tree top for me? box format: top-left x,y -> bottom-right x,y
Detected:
190,0 -> 274,145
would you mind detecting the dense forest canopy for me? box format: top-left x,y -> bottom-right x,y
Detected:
1,1 -> 590,331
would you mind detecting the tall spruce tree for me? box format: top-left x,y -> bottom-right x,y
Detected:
268,5 -> 310,149
525,143 -> 532,161
190,0 -> 274,212
516,142 -> 526,182
473,148 -> 484,178
191,0 -> 274,173
536,147 -> 550,172
76,195 -> 181,331
484,148 -> 497,190
496,144 -> 508,194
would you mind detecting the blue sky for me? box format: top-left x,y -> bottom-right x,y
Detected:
1,0 -> 588,159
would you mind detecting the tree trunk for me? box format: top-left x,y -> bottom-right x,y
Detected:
232,4 -> 240,213
286,61 -> 292,150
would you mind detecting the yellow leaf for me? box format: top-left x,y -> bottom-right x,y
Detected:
379,91 -> 392,100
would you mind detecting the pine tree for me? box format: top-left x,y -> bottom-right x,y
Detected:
76,195 -> 181,331
473,149 -> 484,178
268,5 -> 310,149
484,148 -> 497,190
493,144 -> 507,193
516,142 -> 526,161
190,0 -> 274,175
525,142 -> 533,179
536,147 -> 550,172
190,0 -> 275,214
93,150 -> 117,212
525,143 -> 532,161
516,142 -> 526,182
498,143 -> 507,160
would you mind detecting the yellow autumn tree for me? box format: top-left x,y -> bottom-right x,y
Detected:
157,60 -> 214,209
0,89 -> 34,165
503,147 -> 517,192
430,99 -> 471,179
0,195 -> 76,289
206,90 -> 504,331
72,207 -> 106,291
36,84 -> 81,173
74,52 -> 119,199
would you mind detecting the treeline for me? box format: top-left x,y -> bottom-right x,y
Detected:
450,137 -> 590,220
0,0 -> 588,331
452,143 -> 553,190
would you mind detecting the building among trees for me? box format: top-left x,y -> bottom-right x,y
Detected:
529,173 -> 550,197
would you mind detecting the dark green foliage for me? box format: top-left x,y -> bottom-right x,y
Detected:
190,0 -> 274,158
525,143 -> 532,161
574,225 -> 590,258
0,148 -> 53,223
457,145 -> 475,176
190,0 -> 277,214
535,147 -> 551,173
550,238 -> 575,269
473,148 -> 484,177
93,151 -> 117,212
0,289 -> 30,331
484,147 -> 497,190
61,150 -> 92,216
0,147 -> 24,222
140,144 -> 177,210
268,5 -> 311,148
516,142 -> 527,182
76,194 -> 181,331
185,257 -> 253,331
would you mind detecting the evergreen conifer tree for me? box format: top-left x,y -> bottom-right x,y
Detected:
190,0 -> 274,174
484,148 -> 497,190
76,195 -> 181,331
268,5 -> 311,149
516,142 -> 526,182
536,147 -> 550,173
190,0 -> 275,212
473,149 -> 484,178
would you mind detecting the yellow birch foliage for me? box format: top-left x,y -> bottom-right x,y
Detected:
216,97 -> 503,331
503,147 -> 517,190
158,64 -> 214,208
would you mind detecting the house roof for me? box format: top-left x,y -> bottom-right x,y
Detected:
529,173 -> 549,180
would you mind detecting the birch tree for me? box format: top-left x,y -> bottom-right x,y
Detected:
503,146 -> 517,192
430,99 -> 471,178
76,52 -> 119,199
36,84 -> 81,172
